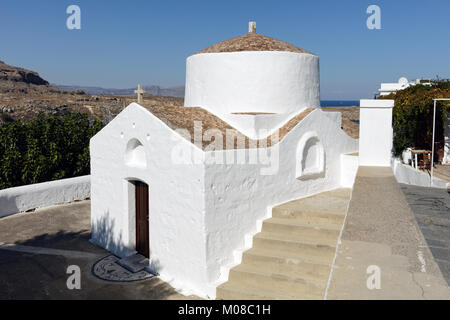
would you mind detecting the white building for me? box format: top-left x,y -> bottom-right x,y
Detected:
89,23 -> 358,298
378,77 -> 432,96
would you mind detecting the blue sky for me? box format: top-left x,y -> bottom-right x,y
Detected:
0,0 -> 449,99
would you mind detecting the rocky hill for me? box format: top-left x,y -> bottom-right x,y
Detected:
0,61 -> 49,85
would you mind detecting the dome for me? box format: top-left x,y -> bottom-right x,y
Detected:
196,32 -> 315,55
184,22 -> 320,118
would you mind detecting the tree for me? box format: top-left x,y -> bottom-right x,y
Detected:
0,113 -> 102,189
380,82 -> 450,158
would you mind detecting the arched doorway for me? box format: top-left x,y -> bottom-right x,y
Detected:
133,180 -> 149,258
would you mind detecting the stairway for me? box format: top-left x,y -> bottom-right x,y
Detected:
216,188 -> 351,300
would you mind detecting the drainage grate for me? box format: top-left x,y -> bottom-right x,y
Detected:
91,255 -> 154,282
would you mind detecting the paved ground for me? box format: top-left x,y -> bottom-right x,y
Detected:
399,183 -> 450,285
0,201 -> 196,300
327,166 -> 450,299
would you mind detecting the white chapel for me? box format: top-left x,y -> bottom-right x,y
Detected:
89,22 -> 358,298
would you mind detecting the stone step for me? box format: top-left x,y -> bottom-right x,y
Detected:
117,254 -> 149,273
262,218 -> 341,240
227,265 -> 326,297
321,188 -> 352,199
253,232 -> 336,261
272,208 -> 346,227
254,230 -> 338,248
273,194 -> 349,216
241,248 -> 332,279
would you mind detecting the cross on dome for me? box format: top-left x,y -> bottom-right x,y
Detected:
134,84 -> 146,104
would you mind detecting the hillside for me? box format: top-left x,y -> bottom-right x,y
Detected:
0,61 -> 184,124
0,60 -> 49,85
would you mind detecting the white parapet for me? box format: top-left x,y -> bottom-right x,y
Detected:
359,99 -> 395,167
0,175 -> 90,218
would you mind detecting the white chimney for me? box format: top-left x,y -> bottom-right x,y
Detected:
248,21 -> 256,33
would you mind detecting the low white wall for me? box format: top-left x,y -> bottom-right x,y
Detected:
0,175 -> 91,218
391,158 -> 448,189
359,99 -> 394,166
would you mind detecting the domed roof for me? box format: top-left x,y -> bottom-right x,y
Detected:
195,24 -> 314,55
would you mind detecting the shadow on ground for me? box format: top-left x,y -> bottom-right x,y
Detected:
0,230 -> 184,299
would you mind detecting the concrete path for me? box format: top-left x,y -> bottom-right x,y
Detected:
0,201 -> 197,300
327,166 -> 450,300
399,183 -> 450,285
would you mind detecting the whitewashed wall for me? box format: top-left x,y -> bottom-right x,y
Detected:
0,175 -> 90,218
202,109 -> 358,298
90,103 -> 209,298
359,99 -> 395,166
185,51 -> 320,116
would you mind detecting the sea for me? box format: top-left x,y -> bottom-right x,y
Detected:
320,100 -> 359,107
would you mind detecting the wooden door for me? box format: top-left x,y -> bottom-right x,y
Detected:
135,181 -> 149,258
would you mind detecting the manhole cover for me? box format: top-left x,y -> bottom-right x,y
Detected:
92,255 -> 155,282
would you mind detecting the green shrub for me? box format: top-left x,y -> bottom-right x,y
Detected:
380,82 -> 450,158
0,113 -> 102,189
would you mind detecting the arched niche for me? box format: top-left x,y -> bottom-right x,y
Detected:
296,132 -> 325,180
125,138 -> 147,169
